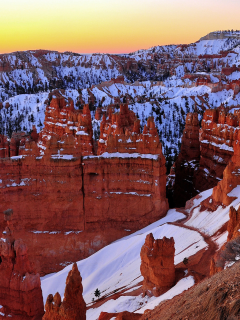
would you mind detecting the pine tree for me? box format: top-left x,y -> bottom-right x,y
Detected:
94,288 -> 101,299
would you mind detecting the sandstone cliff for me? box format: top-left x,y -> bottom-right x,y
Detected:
140,233 -> 175,297
173,112 -> 200,207
43,262 -> 86,320
0,96 -> 168,275
0,209 -> 44,319
194,109 -> 238,193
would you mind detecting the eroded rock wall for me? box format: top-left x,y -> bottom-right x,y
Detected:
0,210 -> 44,320
0,98 -> 168,275
195,109 -> 238,193
173,112 -> 200,207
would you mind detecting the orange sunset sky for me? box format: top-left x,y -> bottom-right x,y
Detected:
1,0 -> 240,54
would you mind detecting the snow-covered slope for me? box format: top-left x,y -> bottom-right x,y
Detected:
185,186 -> 240,236
40,185 -> 240,320
40,206 -> 208,319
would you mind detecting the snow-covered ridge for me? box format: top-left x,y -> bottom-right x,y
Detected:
1,32 -> 240,104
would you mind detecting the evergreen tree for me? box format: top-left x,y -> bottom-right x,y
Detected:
94,288 -> 101,299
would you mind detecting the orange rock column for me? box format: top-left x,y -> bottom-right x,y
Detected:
140,233 -> 175,297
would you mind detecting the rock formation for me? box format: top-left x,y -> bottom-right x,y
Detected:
195,109 -> 238,193
43,262 -> 86,320
39,91 -> 93,157
227,206 -> 240,241
173,112 -> 200,207
98,104 -> 163,156
0,95 -> 168,275
0,209 -> 44,319
140,233 -> 175,297
203,128 -> 240,211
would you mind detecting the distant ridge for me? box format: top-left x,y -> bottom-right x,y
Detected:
200,30 -> 240,41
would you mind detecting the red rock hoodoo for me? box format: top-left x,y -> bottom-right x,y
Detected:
0,209 -> 44,319
173,112 -> 200,207
207,136 -> 240,209
0,94 -> 169,275
195,109 -> 239,193
43,262 -> 86,320
227,206 -> 240,241
140,233 -> 175,297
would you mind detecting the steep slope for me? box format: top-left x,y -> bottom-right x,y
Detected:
41,208 -> 207,320
40,181 -> 240,320
140,260 -> 240,320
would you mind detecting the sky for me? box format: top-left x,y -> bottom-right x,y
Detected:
1,0 -> 240,54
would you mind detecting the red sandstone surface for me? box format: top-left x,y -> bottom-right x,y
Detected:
195,109 -> 239,193
140,233 -> 175,297
0,209 -> 44,320
173,112 -> 200,207
43,262 -> 86,320
0,95 -> 168,275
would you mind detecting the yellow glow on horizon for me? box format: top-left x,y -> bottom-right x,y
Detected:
1,0 -> 240,54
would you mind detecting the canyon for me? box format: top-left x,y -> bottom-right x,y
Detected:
0,94 -> 168,275
2,31 -> 240,319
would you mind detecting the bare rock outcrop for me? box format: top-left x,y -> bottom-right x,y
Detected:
140,233 -> 175,297
43,262 -> 86,320
0,95 -> 168,275
195,109 -> 238,193
0,209 -> 44,319
173,112 -> 200,207
98,104 -> 163,156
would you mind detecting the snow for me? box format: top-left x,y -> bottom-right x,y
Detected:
186,186 -> 240,236
83,152 -> 159,160
227,71 -> 240,81
186,188 -> 213,211
109,191 -> 151,197
51,154 -> 75,160
11,155 -> 24,160
85,277 -> 194,320
137,276 -> 194,313
76,131 -> 88,136
41,209 -> 207,319
212,231 -> 228,250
